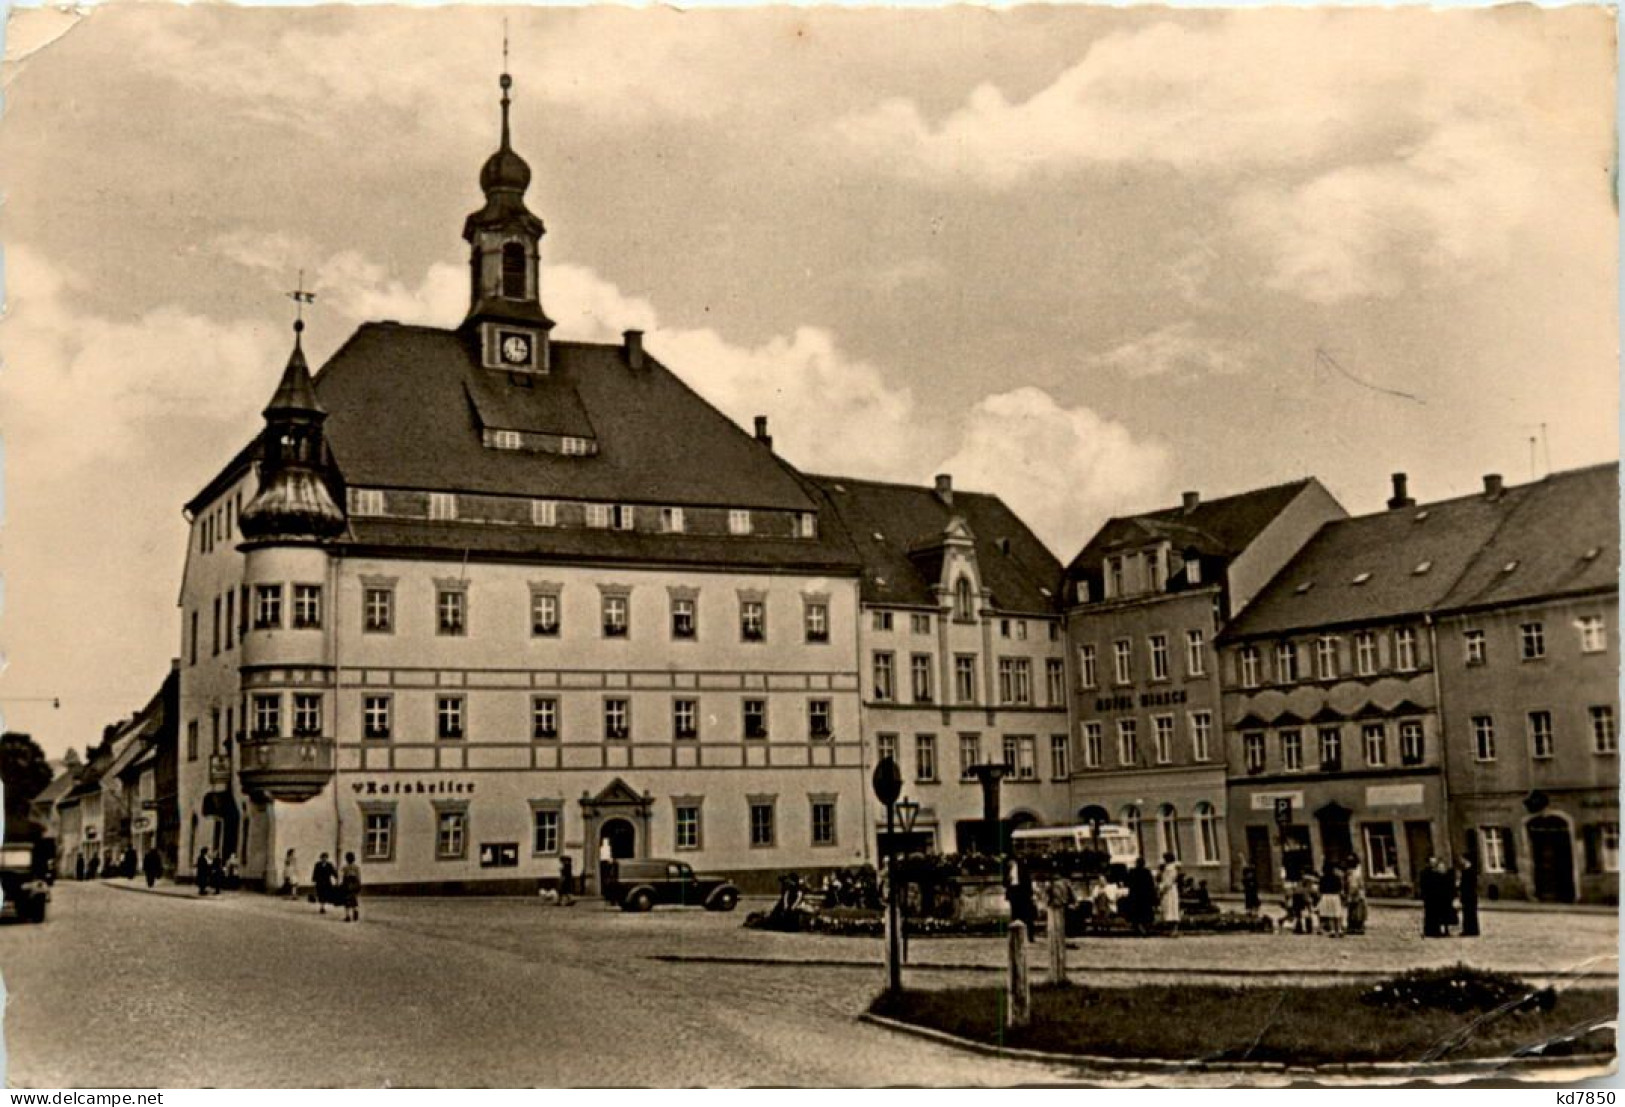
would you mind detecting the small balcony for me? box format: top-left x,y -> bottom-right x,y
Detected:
239,735 -> 336,803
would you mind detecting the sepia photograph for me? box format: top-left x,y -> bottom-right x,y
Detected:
0,1 -> 1617,1089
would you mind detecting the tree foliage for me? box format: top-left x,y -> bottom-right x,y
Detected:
1,732 -> 55,820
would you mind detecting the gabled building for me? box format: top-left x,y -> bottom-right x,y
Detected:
809,474 -> 1066,854
1064,479 -> 1345,889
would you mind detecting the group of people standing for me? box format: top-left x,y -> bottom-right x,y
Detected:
192,847 -> 242,895
280,849 -> 364,921
1419,854 -> 1479,938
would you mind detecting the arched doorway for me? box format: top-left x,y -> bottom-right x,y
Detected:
1528,815 -> 1577,902
599,818 -> 636,860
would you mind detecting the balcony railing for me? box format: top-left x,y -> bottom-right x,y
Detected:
238,735 -> 336,803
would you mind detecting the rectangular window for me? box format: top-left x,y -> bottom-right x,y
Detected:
1480,826 -> 1509,873
1016,735 -> 1036,779
364,587 -> 394,634
877,732 -> 898,765
1319,726 -> 1342,771
811,800 -> 837,846
911,613 -> 931,635
292,693 -> 322,737
808,699 -> 831,741
1591,705 -> 1617,754
804,601 -> 829,644
1472,715 -> 1496,761
1520,622 -> 1546,660
671,598 -> 696,640
252,694 -> 281,738
1046,658 -> 1065,706
602,594 -> 629,638
1596,823 -> 1619,873
532,697 -> 559,741
1400,720 -> 1425,765
428,493 -> 457,521
1281,729 -> 1303,772
1528,711 -> 1554,759
612,505 -> 635,531
225,590 -> 235,650
911,654 -> 933,704
212,597 -> 221,656
1276,642 -> 1299,684
673,698 -> 698,741
660,506 -> 686,534
740,600 -> 766,642
586,504 -> 612,529
1050,734 -> 1069,780
798,513 -> 817,539
520,590 -> 557,638
363,812 -> 394,862
350,488 -> 385,517
1364,824 -> 1400,879
1364,723 -> 1388,767
998,658 -> 1032,705
1464,629 -> 1487,666
872,652 -> 895,702
1186,630 -> 1206,677
1149,635 -> 1170,681
743,699 -> 768,740
437,696 -> 465,740
561,436 -> 591,457
363,696 -> 391,741
1117,719 -> 1139,766
291,584 -> 322,629
1081,723 -> 1103,769
1315,636 -> 1339,680
533,809 -> 560,856
675,805 -> 701,851
954,656 -> 977,704
1354,632 -> 1378,676
1579,615 -> 1607,653
254,584 -> 283,630
436,810 -> 467,860
1394,627 -> 1419,671
1112,640 -> 1133,684
1244,732 -> 1265,774
728,510 -> 752,536
604,698 -> 630,741
186,719 -> 199,761
873,610 -> 894,632
436,589 -> 466,636
1239,646 -> 1261,688
959,734 -> 980,778
1189,712 -> 1212,762
1153,715 -> 1175,764
531,499 -> 557,527
1079,645 -> 1098,689
915,734 -> 937,782
749,802 -> 776,848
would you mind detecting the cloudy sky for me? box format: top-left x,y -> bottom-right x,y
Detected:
0,4 -> 1616,759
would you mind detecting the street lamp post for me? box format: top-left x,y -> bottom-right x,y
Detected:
895,797 -> 920,964
871,756 -> 903,997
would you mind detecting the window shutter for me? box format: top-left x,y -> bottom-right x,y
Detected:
1503,828 -> 1517,873
1464,828 -> 1480,868
1583,824 -> 1601,874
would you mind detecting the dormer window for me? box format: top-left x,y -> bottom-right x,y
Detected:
531,499 -> 557,527
661,507 -> 686,534
486,429 -> 522,451
1186,557 -> 1202,587
561,436 -> 591,456
954,576 -> 975,622
428,493 -> 458,522
350,489 -> 384,517
614,505 -> 635,531
798,512 -> 817,539
728,510 -> 752,536
586,504 -> 612,529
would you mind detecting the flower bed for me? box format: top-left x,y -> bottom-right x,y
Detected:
743,908 -> 1273,938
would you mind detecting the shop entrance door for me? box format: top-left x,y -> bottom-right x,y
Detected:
1246,826 -> 1275,891
1528,816 -> 1576,902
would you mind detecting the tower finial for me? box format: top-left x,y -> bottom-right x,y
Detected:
499,21 -> 513,150
287,270 -> 316,345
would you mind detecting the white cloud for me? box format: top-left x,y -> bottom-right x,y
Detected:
1084,320 -> 1252,380
934,387 -> 1174,556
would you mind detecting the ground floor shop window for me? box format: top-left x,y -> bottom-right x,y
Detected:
1363,823 -> 1399,879
1585,822 -> 1619,873
1480,826 -> 1510,873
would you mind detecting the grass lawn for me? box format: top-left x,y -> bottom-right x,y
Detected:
870,980 -> 1617,1065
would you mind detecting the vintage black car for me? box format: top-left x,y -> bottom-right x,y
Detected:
1,838 -> 53,924
605,858 -> 740,912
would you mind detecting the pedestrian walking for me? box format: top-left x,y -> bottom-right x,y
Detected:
1156,853 -> 1181,931
1420,855 -> 1446,937
142,847 -> 162,888
1318,864 -> 1345,937
121,847 -> 138,880
1125,856 -> 1156,933
599,837 -> 615,901
195,847 -> 213,896
1458,855 -> 1480,937
559,855 -> 574,904
281,849 -> 300,899
312,851 -> 338,914
74,853 -> 85,882
1241,863 -> 1261,917
340,851 -> 362,922
1344,860 -> 1368,935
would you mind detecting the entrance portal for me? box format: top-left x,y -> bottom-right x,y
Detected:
1246,826 -> 1276,892
1315,802 -> 1355,872
599,818 -> 636,860
1529,816 -> 1576,902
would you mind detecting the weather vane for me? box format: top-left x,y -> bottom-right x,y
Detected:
287,270 -> 317,334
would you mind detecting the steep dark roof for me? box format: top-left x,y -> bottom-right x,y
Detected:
806,476 -> 1062,612
1065,479 -> 1317,578
1226,464 -> 1619,639
311,325 -> 819,512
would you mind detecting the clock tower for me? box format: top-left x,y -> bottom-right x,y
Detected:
462,69 -> 553,374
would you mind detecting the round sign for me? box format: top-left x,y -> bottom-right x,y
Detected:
871,755 -> 902,806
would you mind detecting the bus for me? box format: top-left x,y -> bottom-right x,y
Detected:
1011,824 -> 1139,877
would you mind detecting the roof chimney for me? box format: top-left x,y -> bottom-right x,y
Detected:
753,415 -> 773,451
1181,490 -> 1200,514
1387,472 -> 1415,510
623,329 -> 644,370
1483,473 -> 1504,499
934,473 -> 953,507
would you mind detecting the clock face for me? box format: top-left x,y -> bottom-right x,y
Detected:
500,334 -> 532,365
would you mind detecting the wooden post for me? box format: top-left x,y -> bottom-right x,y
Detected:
1006,921 -> 1031,1028
1046,902 -> 1068,985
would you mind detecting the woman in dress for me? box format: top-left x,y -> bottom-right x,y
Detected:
1318,863 -> 1345,937
1156,853 -> 1182,931
281,848 -> 299,899
1344,860 -> 1368,935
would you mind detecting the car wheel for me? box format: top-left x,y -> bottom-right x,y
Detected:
708,889 -> 739,912
631,889 -> 655,913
